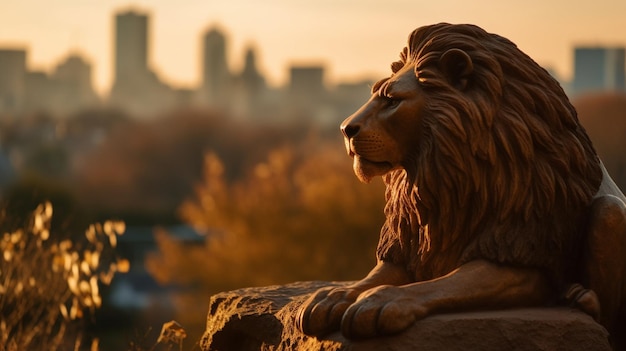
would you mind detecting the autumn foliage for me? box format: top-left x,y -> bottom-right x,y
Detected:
0,202 -> 127,351
145,138 -> 385,343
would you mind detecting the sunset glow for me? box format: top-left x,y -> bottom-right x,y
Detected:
1,0 -> 625,95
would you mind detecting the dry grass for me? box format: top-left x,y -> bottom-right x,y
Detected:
0,202 -> 128,351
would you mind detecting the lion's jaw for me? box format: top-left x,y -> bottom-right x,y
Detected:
342,111 -> 399,183
351,155 -> 394,183
341,65 -> 424,183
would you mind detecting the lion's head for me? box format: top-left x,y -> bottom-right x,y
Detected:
341,23 -> 603,285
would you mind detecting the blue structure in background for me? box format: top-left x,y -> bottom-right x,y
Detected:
573,47 -> 626,96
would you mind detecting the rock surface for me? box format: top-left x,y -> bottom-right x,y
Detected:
200,281 -> 612,351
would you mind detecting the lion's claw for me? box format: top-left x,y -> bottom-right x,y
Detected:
297,286 -> 359,337
341,303 -> 378,339
564,283 -> 601,322
341,285 -> 423,339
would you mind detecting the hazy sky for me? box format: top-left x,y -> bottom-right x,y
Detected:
1,0 -> 625,95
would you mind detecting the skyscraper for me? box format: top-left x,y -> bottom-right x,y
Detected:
240,46 -> 265,96
0,49 -> 27,113
114,10 -> 149,84
109,10 -> 172,115
201,27 -> 231,105
573,47 -> 626,96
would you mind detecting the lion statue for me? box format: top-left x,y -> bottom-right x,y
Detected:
296,23 -> 626,348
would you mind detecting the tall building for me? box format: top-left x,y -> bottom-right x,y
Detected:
113,10 -> 149,84
573,47 -> 626,96
109,10 -> 173,115
229,46 -> 268,118
0,49 -> 27,113
201,27 -> 231,105
240,46 -> 265,97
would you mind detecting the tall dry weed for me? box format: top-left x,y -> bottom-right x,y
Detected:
0,202 -> 128,351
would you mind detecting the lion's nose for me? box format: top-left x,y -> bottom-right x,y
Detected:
341,124 -> 360,139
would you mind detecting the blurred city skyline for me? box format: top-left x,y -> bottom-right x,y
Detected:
2,0 -> 626,95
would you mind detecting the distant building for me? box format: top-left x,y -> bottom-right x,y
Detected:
287,65 -> 333,124
109,10 -> 174,115
0,48 -> 98,116
113,11 -> 149,84
289,65 -> 325,99
240,46 -> 265,97
201,27 -> 232,106
232,46 -> 267,116
0,49 -> 27,114
21,53 -> 98,115
24,71 -> 54,111
51,54 -> 98,113
54,55 -> 95,97
573,47 -> 626,96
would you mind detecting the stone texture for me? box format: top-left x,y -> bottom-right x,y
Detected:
200,281 -> 612,351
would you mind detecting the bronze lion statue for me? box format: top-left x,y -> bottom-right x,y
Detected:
296,23 -> 626,348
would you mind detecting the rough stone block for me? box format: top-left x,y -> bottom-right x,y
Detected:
200,281 -> 611,351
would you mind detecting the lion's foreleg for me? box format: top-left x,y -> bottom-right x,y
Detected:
296,261 -> 411,337
341,259 -> 551,339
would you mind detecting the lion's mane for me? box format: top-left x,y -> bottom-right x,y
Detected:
375,23 -> 602,287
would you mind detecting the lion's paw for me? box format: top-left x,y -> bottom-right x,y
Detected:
340,285 -> 426,339
296,286 -> 361,337
564,283 -> 601,322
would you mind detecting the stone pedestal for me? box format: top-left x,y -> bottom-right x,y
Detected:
200,281 -> 612,351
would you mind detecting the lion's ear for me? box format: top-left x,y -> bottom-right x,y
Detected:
439,48 -> 474,90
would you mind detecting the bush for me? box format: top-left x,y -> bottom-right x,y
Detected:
0,202 -> 128,351
145,139 -> 385,344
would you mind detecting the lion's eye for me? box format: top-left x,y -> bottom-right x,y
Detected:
385,97 -> 401,109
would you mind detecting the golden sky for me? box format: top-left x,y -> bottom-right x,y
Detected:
1,0 -> 625,95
